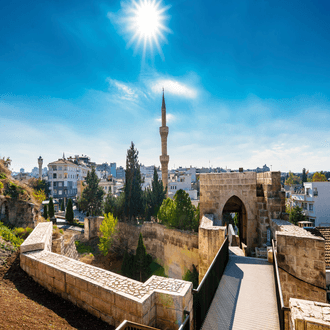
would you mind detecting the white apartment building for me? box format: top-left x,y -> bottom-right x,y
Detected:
168,174 -> 198,200
289,182 -> 330,227
48,158 -> 88,200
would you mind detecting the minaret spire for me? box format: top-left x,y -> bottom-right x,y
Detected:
159,89 -> 169,196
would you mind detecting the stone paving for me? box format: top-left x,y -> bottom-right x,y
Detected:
25,249 -> 187,300
202,249 -> 280,330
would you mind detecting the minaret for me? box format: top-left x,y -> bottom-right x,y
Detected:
38,156 -> 43,179
159,89 -> 169,195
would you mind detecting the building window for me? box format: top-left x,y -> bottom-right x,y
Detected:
59,174 -> 62,179
59,182 -> 63,187
64,166 -> 67,171
309,204 -> 313,211
53,182 -> 57,187
54,190 -> 57,195
59,190 -> 62,195
306,188 -> 310,195
64,173 -> 68,179
302,203 -> 307,210
314,188 -> 318,196
53,173 -> 57,179
58,166 -> 62,171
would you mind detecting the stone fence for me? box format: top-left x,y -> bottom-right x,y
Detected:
271,219 -> 327,308
20,222 -> 193,329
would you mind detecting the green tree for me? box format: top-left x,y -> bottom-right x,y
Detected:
302,168 -> 308,183
124,142 -> 143,223
312,172 -> 327,182
157,197 -> 176,226
33,189 -> 46,204
98,212 -> 118,256
43,204 -> 48,219
104,191 -> 125,220
157,190 -> 199,231
287,205 -> 307,225
48,197 -> 55,218
121,250 -> 134,278
151,167 -> 167,216
60,199 -> 65,211
135,233 -> 151,282
28,178 -> 50,197
79,167 -> 105,215
285,171 -> 301,186
65,198 -> 74,224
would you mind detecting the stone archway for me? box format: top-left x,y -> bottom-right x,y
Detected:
222,195 -> 247,245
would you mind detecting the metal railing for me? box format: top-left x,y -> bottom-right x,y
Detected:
178,310 -> 190,330
272,239 -> 290,330
193,236 -> 229,330
115,311 -> 190,330
115,320 -> 160,330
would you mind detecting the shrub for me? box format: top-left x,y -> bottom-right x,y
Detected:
98,213 -> 118,256
0,222 -> 23,247
75,240 -> 93,254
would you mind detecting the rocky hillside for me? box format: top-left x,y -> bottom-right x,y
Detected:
0,159 -> 41,228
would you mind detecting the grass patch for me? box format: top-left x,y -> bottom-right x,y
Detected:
75,240 -> 93,254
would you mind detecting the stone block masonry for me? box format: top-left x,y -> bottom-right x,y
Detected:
85,218 -> 199,280
20,222 -> 193,329
289,298 -> 330,329
272,219 -> 327,307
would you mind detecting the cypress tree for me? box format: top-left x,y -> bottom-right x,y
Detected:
60,199 -> 65,211
78,167 -> 105,215
43,204 -> 48,219
48,197 -> 55,219
124,142 -> 143,223
135,233 -> 149,281
66,198 -> 74,224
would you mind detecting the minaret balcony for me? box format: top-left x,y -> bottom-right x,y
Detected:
160,155 -> 169,163
159,126 -> 169,136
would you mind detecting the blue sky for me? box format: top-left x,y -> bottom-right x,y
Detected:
1,0 -> 330,173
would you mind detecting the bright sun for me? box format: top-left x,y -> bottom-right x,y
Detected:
125,0 -> 171,59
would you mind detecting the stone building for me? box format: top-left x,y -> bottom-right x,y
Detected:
199,171 -> 286,253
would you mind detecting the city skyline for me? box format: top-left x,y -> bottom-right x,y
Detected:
1,0 -> 330,172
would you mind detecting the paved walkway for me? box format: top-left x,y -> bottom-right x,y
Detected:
201,248 -> 280,330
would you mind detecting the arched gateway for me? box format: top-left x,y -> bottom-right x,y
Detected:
222,195 -> 247,245
199,171 -> 285,254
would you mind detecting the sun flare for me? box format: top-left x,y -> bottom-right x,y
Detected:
125,0 -> 171,59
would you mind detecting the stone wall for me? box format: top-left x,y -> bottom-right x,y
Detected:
273,219 -> 327,306
198,214 -> 226,283
20,222 -> 194,329
63,234 -> 79,260
0,196 -> 39,228
52,236 -> 64,254
84,218 -> 199,280
199,171 -> 285,253
289,298 -> 330,329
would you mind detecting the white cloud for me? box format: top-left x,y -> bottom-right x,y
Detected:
151,79 -> 197,98
107,78 -> 138,101
155,113 -> 176,123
